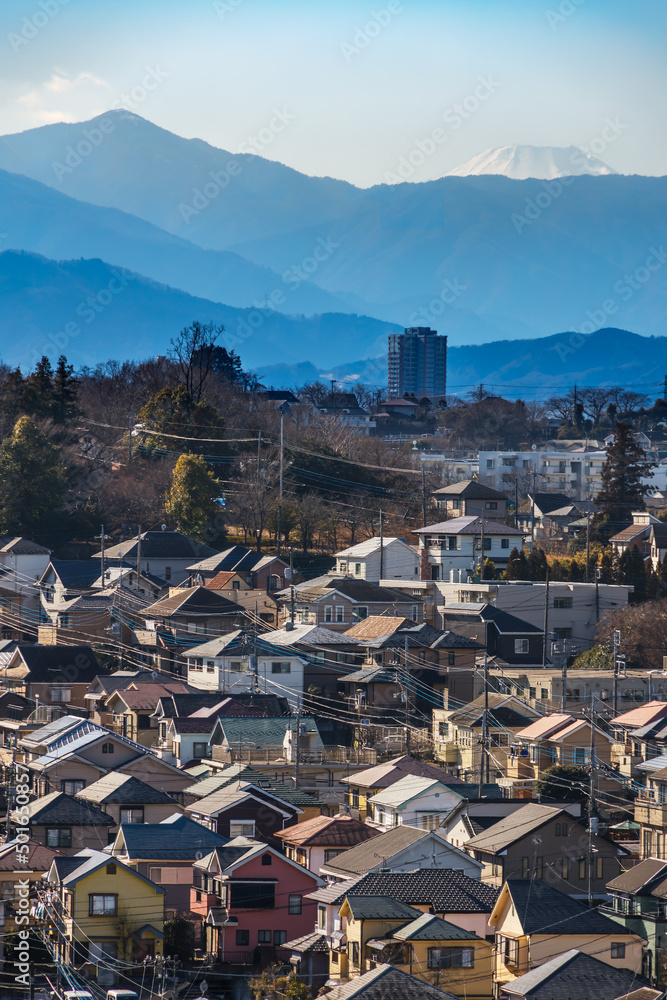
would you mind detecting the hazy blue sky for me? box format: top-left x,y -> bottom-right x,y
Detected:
0,0 -> 664,185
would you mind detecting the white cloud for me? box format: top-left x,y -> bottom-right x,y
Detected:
14,70 -> 110,126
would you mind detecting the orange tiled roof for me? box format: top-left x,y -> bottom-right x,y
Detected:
514,714 -> 575,740
613,701 -> 667,728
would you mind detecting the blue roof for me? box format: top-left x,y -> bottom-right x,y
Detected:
213,716 -> 323,749
115,814 -> 228,859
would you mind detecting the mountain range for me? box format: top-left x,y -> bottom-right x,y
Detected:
444,144 -> 618,179
1,110 -> 667,379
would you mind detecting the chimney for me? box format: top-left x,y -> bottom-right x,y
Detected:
449,569 -> 454,583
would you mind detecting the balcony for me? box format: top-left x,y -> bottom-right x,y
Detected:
210,744 -> 377,767
435,743 -> 460,765
506,756 -> 537,780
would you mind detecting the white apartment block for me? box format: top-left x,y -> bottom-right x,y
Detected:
479,449 -> 606,497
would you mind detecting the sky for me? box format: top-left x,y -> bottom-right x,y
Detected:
0,0 -> 665,186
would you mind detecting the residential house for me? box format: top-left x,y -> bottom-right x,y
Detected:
186,781 -> 302,845
19,714 -> 193,799
649,522 -> 667,572
464,803 -> 627,896
490,879 -> 643,993
610,702 -> 667,780
160,716 -> 218,767
109,813 -> 227,914
516,492 -> 575,536
502,713 -> 616,799
0,644 -> 106,709
317,391 -> 376,434
343,902 -> 494,998
192,838 -> 323,962
85,668 -> 175,722
102,679 -> 193,745
275,814 -> 378,874
442,605 -> 544,667
633,762 -> 667,860
479,447 -> 607,497
0,840 -> 59,934
498,949 -> 658,1000
307,869 -> 500,974
44,848 -> 165,966
432,694 -> 541,779
431,479 -> 509,520
319,824 -> 483,881
76,773 -> 182,828
93,529 -> 219,585
0,537 -> 51,640
183,629 -> 307,707
610,512 -> 660,559
439,794 -> 567,852
541,499 -> 598,539
367,775 -> 465,832
377,578 -> 440,625
19,791 -> 115,853
341,755 -> 464,821
188,544 -> 288,591
181,763 -> 323,820
276,578 -> 424,632
137,586 -> 241,672
604,858 -> 667,984
256,622 -> 363,697
0,689 -> 36,750
415,517 -> 527,581
317,964 -> 460,1000
334,537 -> 420,582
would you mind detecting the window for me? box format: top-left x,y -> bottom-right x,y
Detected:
447,536 -> 458,550
412,605 -> 420,620
193,742 -> 208,758
351,788 -> 359,809
101,742 -> 114,754
236,930 -> 249,946
555,823 -> 568,837
352,606 -> 368,623
89,894 -> 117,916
421,815 -> 440,831
274,929 -> 287,945
534,857 -> 543,879
46,828 -> 71,848
339,561 -> 347,572
61,779 -> 85,795
89,941 -> 117,963
288,894 -> 302,914
514,639 -> 529,654
428,947 -> 474,969
335,605 -> 344,623
355,563 -> 361,575
230,821 -> 255,837
261,853 -> 272,866
611,943 -> 625,959
324,606 -> 333,623
258,930 -> 271,943
553,597 -> 573,609
579,860 -> 587,880
206,661 -> 215,673
271,662 -> 291,674
485,501 -> 498,510
165,566 -> 172,581
229,661 -> 245,673
351,942 -> 360,966
486,459 -> 494,468
596,857 -> 604,879
501,538 -> 510,549
483,537 -> 492,550
561,858 -> 568,878
324,850 -> 341,863
230,883 -> 275,909
318,905 -> 326,930
50,687 -> 72,703
120,807 -> 144,824
522,857 -> 530,878
499,937 -> 519,966
448,651 -> 455,666
572,747 -> 590,765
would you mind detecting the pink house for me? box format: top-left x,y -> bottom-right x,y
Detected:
192,837 -> 323,964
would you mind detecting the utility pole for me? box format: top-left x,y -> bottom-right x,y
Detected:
404,634 -> 410,744
560,638 -> 570,713
294,707 -> 300,789
595,565 -> 600,621
480,652 -> 490,786
289,548 -> 296,624
530,469 -> 536,548
277,407 -> 284,556
257,429 -> 262,474
421,466 -> 427,528
252,599 -> 259,694
100,524 -> 106,588
613,629 -> 624,716
515,479 -> 519,530
128,407 -> 133,467
379,509 -> 384,581
136,525 -> 142,583
585,507 -> 591,583
542,567 -> 550,669
479,511 -> 485,582
587,694 -> 597,907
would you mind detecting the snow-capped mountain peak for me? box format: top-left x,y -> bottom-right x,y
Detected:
446,144 -> 618,180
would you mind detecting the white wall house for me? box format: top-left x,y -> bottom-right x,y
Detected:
367,775 -> 465,831
184,633 -> 306,708
415,517 -> 527,580
479,449 -> 606,497
335,537 -> 420,582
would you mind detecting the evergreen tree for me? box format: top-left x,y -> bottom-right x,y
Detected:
526,546 -> 548,581
505,546 -> 528,580
535,763 -> 588,801
167,454 -> 221,540
0,416 -> 67,534
598,548 -> 617,584
22,356 -> 54,419
137,384 -> 226,457
481,558 -> 498,580
594,422 -> 654,539
617,544 -> 647,602
51,355 -> 80,424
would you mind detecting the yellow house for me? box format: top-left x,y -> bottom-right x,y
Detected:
432,694 -> 540,777
45,848 -> 165,970
490,880 -> 644,990
336,895 -> 425,982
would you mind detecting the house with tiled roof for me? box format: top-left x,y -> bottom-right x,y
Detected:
367,774 -> 465,832
92,529 -> 218,585
611,702 -> 667,780
16,790 -> 115,855
181,763 -> 322,818
102,679 -> 194,745
76,773 -> 181,827
319,964 -> 459,1000
188,544 -> 288,591
192,838 -> 323,964
610,512 -> 659,559
604,858 -> 667,983
432,694 -> 540,779
431,479 -> 509,520
0,838 -> 60,933
499,949 -> 658,999
274,578 -> 424,633
185,781 -> 303,846
415,516 -> 527,581
275,814 -> 379,873
341,754 -> 464,820
259,622 -> 362,696
464,803 -> 628,897
491,879 -> 643,992
0,643 -> 106,710
319,823 -> 482,881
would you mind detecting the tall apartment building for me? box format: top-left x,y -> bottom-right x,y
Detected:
387,327 -> 447,399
